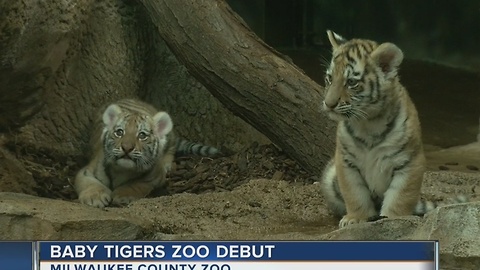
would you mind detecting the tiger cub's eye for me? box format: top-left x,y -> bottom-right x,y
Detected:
346,78 -> 359,88
114,129 -> 124,138
138,132 -> 149,141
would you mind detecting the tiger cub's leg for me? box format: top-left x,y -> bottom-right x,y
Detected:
321,159 -> 346,217
162,144 -> 176,173
75,167 -> 112,208
380,156 -> 425,217
111,178 -> 160,206
336,155 -> 377,228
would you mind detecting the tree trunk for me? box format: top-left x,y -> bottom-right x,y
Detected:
0,0 -> 273,196
139,0 -> 336,174
0,0 -> 268,159
0,0 -> 335,198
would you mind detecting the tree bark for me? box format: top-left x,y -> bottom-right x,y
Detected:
0,0 -> 266,159
139,0 -> 336,174
0,0 -> 272,195
0,0 -> 336,199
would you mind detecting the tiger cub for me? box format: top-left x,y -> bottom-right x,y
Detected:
320,30 -> 426,228
75,99 -> 220,208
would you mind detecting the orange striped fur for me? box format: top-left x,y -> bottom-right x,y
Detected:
75,99 -> 221,208
320,30 -> 426,228
75,99 -> 174,208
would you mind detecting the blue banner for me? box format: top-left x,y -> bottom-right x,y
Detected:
39,241 -> 435,261
0,241 -> 33,270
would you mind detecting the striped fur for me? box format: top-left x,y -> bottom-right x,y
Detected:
162,136 -> 221,172
75,98 -> 221,208
75,99 -> 174,208
323,158 -> 468,218
320,30 -> 427,228
413,195 -> 469,216
175,138 -> 220,157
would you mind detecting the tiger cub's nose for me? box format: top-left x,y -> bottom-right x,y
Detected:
323,100 -> 338,110
121,142 -> 135,153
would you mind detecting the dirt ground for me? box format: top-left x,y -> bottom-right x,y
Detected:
1,140 -> 479,205
0,142 -> 318,202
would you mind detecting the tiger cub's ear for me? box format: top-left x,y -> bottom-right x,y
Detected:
326,30 -> 347,49
371,43 -> 404,79
153,111 -> 173,137
102,104 -> 122,128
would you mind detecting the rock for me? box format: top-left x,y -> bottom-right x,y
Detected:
0,173 -> 479,267
121,179 -> 335,240
318,217 -> 422,240
0,192 -> 146,240
413,202 -> 480,268
0,179 -> 334,240
320,202 -> 480,269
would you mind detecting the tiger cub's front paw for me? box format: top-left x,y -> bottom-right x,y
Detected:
339,215 -> 370,228
111,195 -> 139,206
78,187 -> 112,208
111,188 -> 143,206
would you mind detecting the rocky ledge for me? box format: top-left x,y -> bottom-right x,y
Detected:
0,169 -> 479,269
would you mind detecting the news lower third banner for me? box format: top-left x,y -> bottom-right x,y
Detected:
0,241 -> 438,270
34,241 -> 438,270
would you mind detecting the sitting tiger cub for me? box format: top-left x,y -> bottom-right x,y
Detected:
320,30 -> 426,228
75,99 -> 220,208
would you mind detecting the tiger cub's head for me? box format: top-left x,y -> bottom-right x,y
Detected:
322,30 -> 404,122
101,104 -> 173,171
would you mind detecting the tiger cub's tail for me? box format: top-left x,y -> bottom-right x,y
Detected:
175,138 -> 221,157
413,195 -> 469,216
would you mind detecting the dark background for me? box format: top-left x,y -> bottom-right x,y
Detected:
227,0 -> 480,71
227,0 -> 480,148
